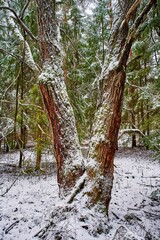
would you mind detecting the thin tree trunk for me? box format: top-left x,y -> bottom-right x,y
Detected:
35,112 -> 43,171
101,16 -> 105,65
35,137 -> 42,171
62,4 -> 68,84
129,83 -> 136,148
19,62 -> 24,168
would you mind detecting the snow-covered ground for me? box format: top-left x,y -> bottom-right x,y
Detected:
0,148 -> 159,240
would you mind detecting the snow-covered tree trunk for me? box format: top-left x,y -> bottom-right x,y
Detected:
1,0 -> 83,193
35,0 -> 84,192
85,0 -> 156,213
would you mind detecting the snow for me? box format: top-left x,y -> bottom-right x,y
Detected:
110,148 -> 160,239
1,0 -> 39,76
0,148 -> 160,240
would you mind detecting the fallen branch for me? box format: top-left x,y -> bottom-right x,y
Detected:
112,211 -> 120,219
0,163 -> 17,167
127,207 -> 140,211
0,173 -> 20,197
139,183 -> 157,188
144,211 -> 160,219
5,219 -> 20,234
66,172 -> 86,204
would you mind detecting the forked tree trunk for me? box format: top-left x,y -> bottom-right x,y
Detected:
2,0 -> 156,215
35,0 -> 83,192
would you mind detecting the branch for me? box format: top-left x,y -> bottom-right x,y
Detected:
118,129 -> 145,139
1,4 -> 40,76
0,173 -> 20,197
0,6 -> 37,41
0,47 -> 25,64
0,47 -> 40,73
119,0 -> 157,66
66,172 -> 86,204
134,0 -> 157,29
5,220 -> 20,234
20,0 -> 31,19
37,124 -> 50,137
125,0 -> 141,22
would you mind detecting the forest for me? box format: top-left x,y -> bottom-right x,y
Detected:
0,0 -> 160,239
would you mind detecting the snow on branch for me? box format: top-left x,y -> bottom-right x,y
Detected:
119,0 -> 157,67
0,5 -> 37,41
124,0 -> 141,23
118,129 -> 145,140
0,1 -> 40,77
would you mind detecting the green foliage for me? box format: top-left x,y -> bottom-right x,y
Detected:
121,14 -> 160,153
28,84 -> 50,149
60,0 -> 112,141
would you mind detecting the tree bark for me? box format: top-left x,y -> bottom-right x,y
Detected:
129,82 -> 137,148
85,0 -> 156,213
2,0 -> 83,193
35,0 -> 84,193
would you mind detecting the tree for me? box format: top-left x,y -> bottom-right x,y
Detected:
83,0 -> 157,213
0,0 -> 158,217
120,12 -> 160,150
35,0 -> 84,192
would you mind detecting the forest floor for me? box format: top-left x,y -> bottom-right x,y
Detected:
0,148 -> 160,240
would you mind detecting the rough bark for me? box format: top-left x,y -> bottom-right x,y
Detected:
35,0 -> 84,192
87,68 -> 126,213
1,0 -> 83,192
85,0 -> 157,213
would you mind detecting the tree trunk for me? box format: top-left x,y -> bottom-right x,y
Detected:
129,83 -> 137,148
35,139 -> 42,171
2,0 -> 156,215
84,0 -> 156,213
87,69 -> 126,213
62,4 -> 68,84
35,0 -> 83,193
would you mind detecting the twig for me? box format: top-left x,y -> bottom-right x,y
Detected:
138,183 -> 156,188
127,207 -> 140,211
66,172 -> 86,204
0,163 -> 17,167
112,211 -> 120,219
5,220 -> 20,234
144,211 -> 160,219
0,173 -> 20,197
20,0 -> 31,19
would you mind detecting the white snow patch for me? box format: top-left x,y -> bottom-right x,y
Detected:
0,148 -> 160,240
